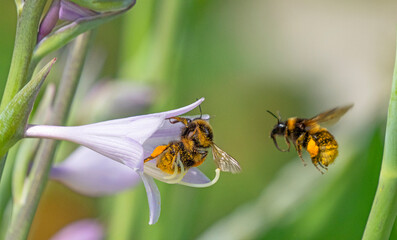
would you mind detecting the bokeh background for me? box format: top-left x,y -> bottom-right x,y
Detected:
1,0 -> 397,239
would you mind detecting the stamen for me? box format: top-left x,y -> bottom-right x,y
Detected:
163,159 -> 179,180
162,158 -> 185,184
179,168 -> 221,188
143,159 -> 186,184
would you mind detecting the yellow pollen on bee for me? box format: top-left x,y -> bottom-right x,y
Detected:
151,145 -> 168,157
287,118 -> 296,130
307,139 -> 319,157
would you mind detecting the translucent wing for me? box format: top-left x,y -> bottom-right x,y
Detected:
303,104 -> 353,129
211,143 -> 241,173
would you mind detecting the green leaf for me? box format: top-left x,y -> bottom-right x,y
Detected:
363,36 -> 397,240
0,58 -> 56,158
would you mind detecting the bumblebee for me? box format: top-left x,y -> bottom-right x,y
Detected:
144,116 -> 241,175
268,105 -> 353,173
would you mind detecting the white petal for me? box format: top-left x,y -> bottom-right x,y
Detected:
50,219 -> 103,240
139,173 -> 161,225
51,147 -> 141,196
26,116 -> 164,171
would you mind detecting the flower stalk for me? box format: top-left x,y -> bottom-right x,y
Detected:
0,0 -> 48,111
6,32 -> 92,240
362,38 -> 397,239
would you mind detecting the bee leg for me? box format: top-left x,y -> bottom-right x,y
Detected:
283,131 -> 291,151
168,117 -> 190,126
294,143 -> 307,167
312,159 -> 325,175
314,164 -> 325,175
317,161 -> 328,171
295,135 -> 307,166
271,135 -> 290,152
284,136 -> 291,152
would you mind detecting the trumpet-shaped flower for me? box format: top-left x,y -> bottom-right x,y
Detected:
27,98 -> 220,224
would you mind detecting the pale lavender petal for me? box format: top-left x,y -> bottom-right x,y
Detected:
182,168 -> 211,184
160,97 -> 204,119
139,173 -> 161,225
38,0 -> 60,42
51,147 -> 141,196
94,98 -> 205,126
26,115 -> 164,171
59,0 -> 97,21
50,219 -> 103,240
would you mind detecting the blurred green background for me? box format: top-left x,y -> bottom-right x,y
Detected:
2,0 -> 397,239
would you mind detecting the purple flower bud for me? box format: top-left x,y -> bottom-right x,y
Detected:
59,0 -> 97,21
37,0 -> 98,42
38,0 -> 60,42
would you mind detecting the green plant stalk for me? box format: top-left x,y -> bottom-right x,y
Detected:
0,151 -> 12,230
117,0 -> 155,79
0,58 -> 55,236
0,0 -> 48,112
107,190 -> 140,240
13,85 -> 56,203
362,40 -> 397,240
0,59 -> 56,159
5,32 -> 92,240
0,155 -> 6,184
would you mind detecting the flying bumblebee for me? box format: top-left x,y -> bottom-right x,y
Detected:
144,115 -> 241,175
268,105 -> 353,173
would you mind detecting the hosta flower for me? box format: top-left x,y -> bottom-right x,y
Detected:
26,98 -> 220,224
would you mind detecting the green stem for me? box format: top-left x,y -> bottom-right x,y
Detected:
0,152 -> 13,231
0,0 -> 48,112
0,155 -> 6,183
362,38 -> 397,239
5,32 -> 92,240
119,0 -> 181,81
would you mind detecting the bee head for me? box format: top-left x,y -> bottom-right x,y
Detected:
267,110 -> 290,152
270,122 -> 287,137
184,119 -> 213,148
267,110 -> 285,137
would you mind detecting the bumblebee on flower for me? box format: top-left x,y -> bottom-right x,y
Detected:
26,98 -> 241,224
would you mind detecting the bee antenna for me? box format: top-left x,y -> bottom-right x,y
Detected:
267,110 -> 280,123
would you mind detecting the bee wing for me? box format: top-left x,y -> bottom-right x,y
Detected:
304,104 -> 353,129
211,143 -> 241,173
